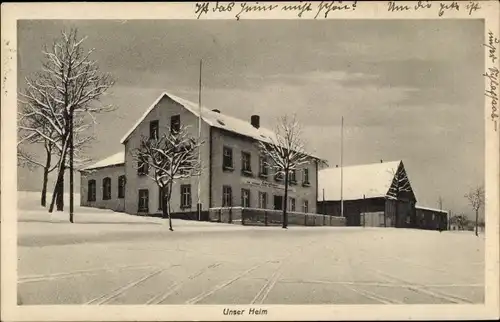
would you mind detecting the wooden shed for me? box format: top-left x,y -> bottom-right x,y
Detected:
317,160 -> 417,228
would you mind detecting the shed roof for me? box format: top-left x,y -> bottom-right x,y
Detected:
415,206 -> 448,214
79,151 -> 125,171
119,92 -> 320,159
318,160 -> 402,201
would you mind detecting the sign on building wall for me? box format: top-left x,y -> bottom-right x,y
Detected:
241,177 -> 296,193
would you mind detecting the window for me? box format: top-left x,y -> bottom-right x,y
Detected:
181,184 -> 192,208
241,152 -> 252,175
170,114 -> 180,134
302,200 -> 309,213
158,186 -> 165,210
241,189 -> 250,208
273,195 -> 283,211
102,177 -> 111,200
223,185 -> 232,207
289,197 -> 296,212
288,170 -> 297,184
303,168 -> 310,185
223,146 -> 233,170
138,189 -> 149,212
137,158 -> 149,176
149,120 -> 159,139
274,172 -> 284,182
87,180 -> 96,202
259,192 -> 267,209
259,156 -> 269,177
118,175 -> 126,198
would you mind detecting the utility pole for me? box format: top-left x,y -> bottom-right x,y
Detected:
363,194 -> 366,227
322,188 -> 325,215
340,116 -> 344,218
197,59 -> 203,221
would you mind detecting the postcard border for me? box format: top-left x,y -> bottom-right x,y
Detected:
2,1 -> 499,321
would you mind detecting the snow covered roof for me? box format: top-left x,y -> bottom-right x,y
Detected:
415,206 -> 448,214
120,92 -> 320,159
79,151 -> 125,171
318,161 -> 402,201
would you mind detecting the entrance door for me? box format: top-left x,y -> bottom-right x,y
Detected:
273,195 -> 283,210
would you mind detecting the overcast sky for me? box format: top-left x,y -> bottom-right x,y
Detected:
17,19 -> 485,217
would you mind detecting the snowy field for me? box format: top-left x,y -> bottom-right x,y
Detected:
16,192 -> 485,305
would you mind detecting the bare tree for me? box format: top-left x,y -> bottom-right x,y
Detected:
19,28 -> 114,222
465,186 -> 485,236
386,164 -> 413,228
450,214 -> 468,230
133,125 -> 204,231
17,127 -> 59,207
18,98 -> 93,207
18,77 -> 65,208
258,115 -> 312,229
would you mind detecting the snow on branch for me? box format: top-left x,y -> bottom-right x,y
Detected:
258,114 -> 311,175
38,28 -> 115,116
17,149 -> 45,170
17,28 -> 113,173
132,125 -> 205,188
465,186 -> 485,212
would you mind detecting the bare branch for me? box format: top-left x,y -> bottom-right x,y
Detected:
465,186 -> 485,212
132,125 -> 205,189
258,114 -> 311,176
17,149 -> 45,169
17,27 -> 114,191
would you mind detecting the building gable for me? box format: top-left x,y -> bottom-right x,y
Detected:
386,161 -> 417,202
120,93 -> 200,144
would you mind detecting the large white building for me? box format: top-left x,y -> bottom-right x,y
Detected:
79,92 -> 322,219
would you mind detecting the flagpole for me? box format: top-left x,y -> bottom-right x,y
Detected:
340,116 -> 344,218
322,188 -> 325,215
197,59 -> 202,221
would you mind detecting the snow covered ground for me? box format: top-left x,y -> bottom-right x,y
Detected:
16,192 -> 485,305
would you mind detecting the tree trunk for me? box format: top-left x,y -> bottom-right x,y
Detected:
49,143 -> 68,213
168,181 -> 174,231
49,169 -> 64,213
161,187 -> 167,219
282,170 -> 288,229
41,167 -> 48,207
475,209 -> 479,237
56,173 -> 64,211
40,146 -> 52,207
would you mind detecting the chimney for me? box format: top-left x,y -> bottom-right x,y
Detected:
212,109 -> 221,113
251,115 -> 260,129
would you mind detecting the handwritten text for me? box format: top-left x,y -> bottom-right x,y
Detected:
314,1 -> 358,19
194,1 -> 358,20
485,30 -> 499,64
386,0 -> 481,16
484,31 -> 499,131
